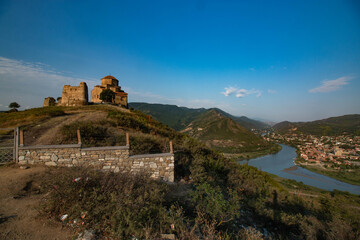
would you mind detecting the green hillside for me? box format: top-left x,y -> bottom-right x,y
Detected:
129,102 -> 206,130
274,114 -> 360,135
182,108 -> 271,153
212,108 -> 269,130
130,103 -> 273,154
129,102 -> 268,130
1,105 -> 359,239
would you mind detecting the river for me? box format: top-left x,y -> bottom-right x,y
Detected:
238,144 -> 360,195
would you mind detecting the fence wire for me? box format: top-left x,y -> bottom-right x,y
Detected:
0,129 -> 15,164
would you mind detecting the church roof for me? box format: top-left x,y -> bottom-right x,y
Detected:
102,75 -> 118,80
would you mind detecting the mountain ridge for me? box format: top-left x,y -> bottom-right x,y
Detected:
273,114 -> 360,135
129,102 -> 269,130
180,108 -> 270,153
129,102 -> 272,153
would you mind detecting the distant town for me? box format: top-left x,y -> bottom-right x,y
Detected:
264,132 -> 360,169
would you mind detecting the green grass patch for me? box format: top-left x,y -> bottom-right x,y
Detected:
301,165 -> 360,186
0,106 -> 65,127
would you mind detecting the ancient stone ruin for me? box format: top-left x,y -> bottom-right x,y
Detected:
43,75 -> 128,108
43,97 -> 56,107
60,82 -> 89,106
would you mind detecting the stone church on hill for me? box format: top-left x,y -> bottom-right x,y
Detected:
43,75 -> 128,108
91,75 -> 128,107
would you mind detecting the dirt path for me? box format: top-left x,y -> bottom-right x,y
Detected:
24,111 -> 108,145
0,164 -> 74,240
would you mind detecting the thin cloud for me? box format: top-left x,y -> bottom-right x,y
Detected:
0,56 -> 97,110
0,56 -> 97,87
221,87 -> 237,96
222,87 -> 261,98
268,89 -> 277,94
309,76 -> 352,93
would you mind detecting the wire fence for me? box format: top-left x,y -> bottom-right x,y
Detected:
0,129 -> 15,164
75,133 -> 171,155
19,127 -> 172,156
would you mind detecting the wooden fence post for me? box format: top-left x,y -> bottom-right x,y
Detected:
170,141 -> 173,154
19,129 -> 24,147
126,132 -> 130,147
14,127 -> 19,162
77,129 -> 81,145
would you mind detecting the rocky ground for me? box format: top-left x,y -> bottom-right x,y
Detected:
0,164 -> 74,240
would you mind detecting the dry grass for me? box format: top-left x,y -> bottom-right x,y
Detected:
24,112 -> 108,145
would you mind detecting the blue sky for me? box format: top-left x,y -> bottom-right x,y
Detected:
0,0 -> 359,122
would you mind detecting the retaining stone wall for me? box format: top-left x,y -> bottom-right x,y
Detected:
18,144 -> 174,182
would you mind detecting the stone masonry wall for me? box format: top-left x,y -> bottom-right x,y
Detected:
60,82 -> 88,106
18,145 -> 174,182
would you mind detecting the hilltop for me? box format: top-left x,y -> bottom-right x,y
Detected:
129,102 -> 206,131
273,114 -> 360,135
130,102 -> 273,155
0,105 -> 359,239
129,102 -> 269,130
0,105 -> 177,155
181,108 -> 272,153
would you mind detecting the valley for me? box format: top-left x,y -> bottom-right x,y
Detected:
0,105 -> 359,239
130,102 -> 279,158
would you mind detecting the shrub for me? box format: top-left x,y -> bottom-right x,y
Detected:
99,89 -> 115,102
129,134 -> 168,155
108,111 -> 150,133
191,182 -> 240,226
60,121 -> 109,146
41,167 -> 173,238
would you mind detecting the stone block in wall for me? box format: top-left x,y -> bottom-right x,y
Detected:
30,152 -> 37,158
51,154 -> 58,162
45,162 -> 57,166
19,160 -> 27,165
40,156 -> 51,160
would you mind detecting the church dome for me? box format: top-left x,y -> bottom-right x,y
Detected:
102,75 -> 117,80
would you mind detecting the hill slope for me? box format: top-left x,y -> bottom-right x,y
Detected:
1,105 -> 359,239
129,102 -> 269,130
274,114 -> 360,135
182,108 -> 270,153
212,108 -> 269,130
129,102 -> 206,130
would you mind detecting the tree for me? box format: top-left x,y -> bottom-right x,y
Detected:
100,89 -> 115,103
9,102 -> 20,111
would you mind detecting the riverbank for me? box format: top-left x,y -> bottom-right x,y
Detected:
239,144 -> 360,195
298,164 -> 360,186
224,143 -> 282,160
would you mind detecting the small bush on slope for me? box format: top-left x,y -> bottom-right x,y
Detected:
41,167 -> 172,238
